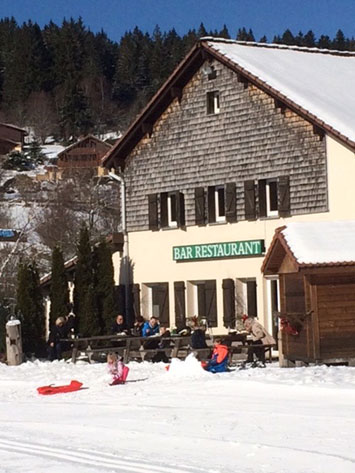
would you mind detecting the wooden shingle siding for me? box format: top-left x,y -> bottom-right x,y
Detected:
124,61 -> 327,231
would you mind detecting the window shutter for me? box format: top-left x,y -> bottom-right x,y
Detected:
148,194 -> 159,231
207,186 -> 216,223
197,284 -> 206,318
205,280 -> 217,327
244,180 -> 256,220
132,283 -> 141,321
258,179 -> 267,218
160,192 -> 168,228
278,175 -> 290,217
157,283 -> 169,327
247,280 -> 257,317
114,285 -> 125,314
176,191 -> 185,227
222,279 -> 235,328
195,187 -> 205,225
174,281 -> 186,330
225,182 -> 236,223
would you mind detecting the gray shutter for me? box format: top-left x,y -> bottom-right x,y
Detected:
197,284 -> 206,318
195,187 -> 205,225
205,280 -> 217,327
207,186 -> 216,223
148,194 -> 159,231
247,280 -> 257,317
176,191 -> 185,227
222,279 -> 235,328
244,180 -> 256,220
225,182 -> 236,223
258,179 -> 267,218
132,284 -> 141,318
160,192 -> 168,228
158,283 -> 169,327
278,175 -> 290,217
174,281 -> 186,330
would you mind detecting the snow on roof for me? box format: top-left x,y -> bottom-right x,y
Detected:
281,220 -> 355,265
205,38 -> 355,144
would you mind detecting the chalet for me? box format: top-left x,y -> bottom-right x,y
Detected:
262,221 -> 355,366
102,37 -> 355,337
0,122 -> 26,156
57,135 -> 112,177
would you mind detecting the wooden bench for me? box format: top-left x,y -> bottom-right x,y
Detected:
229,343 -> 276,364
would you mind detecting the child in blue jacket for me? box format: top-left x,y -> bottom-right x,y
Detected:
204,338 -> 229,373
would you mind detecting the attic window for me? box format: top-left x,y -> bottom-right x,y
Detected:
207,91 -> 220,115
207,66 -> 217,80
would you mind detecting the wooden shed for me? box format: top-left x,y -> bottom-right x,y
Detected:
262,221 -> 355,366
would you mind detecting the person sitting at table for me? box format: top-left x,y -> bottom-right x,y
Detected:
242,314 -> 275,367
152,326 -> 171,363
142,316 -> 160,350
132,315 -> 145,337
203,337 -> 229,373
111,314 -> 130,335
189,316 -> 208,349
48,316 -> 70,361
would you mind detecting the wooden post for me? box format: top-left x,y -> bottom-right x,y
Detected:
6,319 -> 23,366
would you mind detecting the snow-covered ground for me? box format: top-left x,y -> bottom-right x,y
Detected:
1,356 -> 355,473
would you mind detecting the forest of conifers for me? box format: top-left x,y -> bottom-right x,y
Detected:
0,17 -> 353,143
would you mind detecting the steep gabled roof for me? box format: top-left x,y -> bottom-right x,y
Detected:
0,122 -> 27,134
103,38 -> 355,169
58,135 -> 111,158
262,220 -> 355,274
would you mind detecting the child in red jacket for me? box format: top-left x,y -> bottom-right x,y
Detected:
204,338 -> 229,373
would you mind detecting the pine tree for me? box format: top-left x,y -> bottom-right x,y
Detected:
26,138 -> 45,165
281,29 -> 296,45
49,246 -> 69,327
317,35 -> 331,49
81,283 -> 100,336
93,240 -> 115,333
73,223 -> 93,335
303,30 -> 316,48
16,260 -> 45,356
333,29 -> 347,50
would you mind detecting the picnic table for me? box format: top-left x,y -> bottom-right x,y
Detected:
62,332 -> 274,365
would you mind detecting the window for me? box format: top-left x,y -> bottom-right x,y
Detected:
266,179 -> 278,217
167,193 -> 178,228
187,280 -> 218,327
143,283 -> 170,326
215,186 -> 226,222
257,176 -> 290,219
207,91 -> 220,114
236,278 -> 258,318
148,191 -> 185,230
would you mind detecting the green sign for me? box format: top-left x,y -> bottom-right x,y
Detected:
173,239 -> 264,261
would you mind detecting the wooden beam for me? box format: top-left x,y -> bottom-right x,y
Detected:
237,73 -> 248,89
141,122 -> 153,137
274,98 -> 286,114
313,124 -> 325,141
170,86 -> 182,103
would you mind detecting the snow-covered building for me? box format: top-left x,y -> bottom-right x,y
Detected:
102,38 -> 355,337
263,221 -> 355,365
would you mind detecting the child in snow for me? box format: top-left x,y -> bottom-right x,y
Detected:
204,337 -> 229,373
107,352 -> 129,385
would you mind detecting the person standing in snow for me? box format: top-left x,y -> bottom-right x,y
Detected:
47,316 -> 70,361
204,337 -> 229,373
107,352 -> 129,385
242,314 -> 275,366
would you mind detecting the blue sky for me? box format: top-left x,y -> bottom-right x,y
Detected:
1,0 -> 355,41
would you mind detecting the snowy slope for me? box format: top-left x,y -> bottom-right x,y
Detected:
1,356 -> 355,473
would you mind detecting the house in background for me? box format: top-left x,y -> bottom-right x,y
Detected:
102,37 -> 355,337
0,122 -> 27,157
57,135 -> 112,179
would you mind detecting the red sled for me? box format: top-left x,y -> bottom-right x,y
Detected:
37,380 -> 83,395
110,366 -> 129,385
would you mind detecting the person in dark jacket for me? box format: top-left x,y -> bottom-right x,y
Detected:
111,314 -> 130,335
48,317 -> 69,361
132,315 -> 145,337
